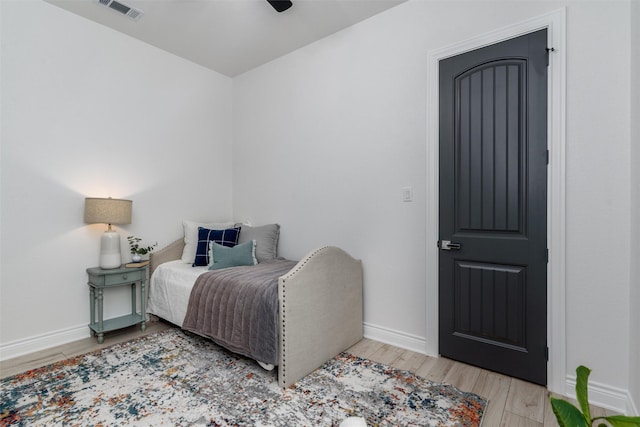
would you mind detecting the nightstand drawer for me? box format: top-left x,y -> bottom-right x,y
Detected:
87,268 -> 145,286
103,269 -> 144,285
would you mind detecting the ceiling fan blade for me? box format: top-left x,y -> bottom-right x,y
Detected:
266,0 -> 292,13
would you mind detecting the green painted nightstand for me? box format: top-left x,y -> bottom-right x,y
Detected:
86,264 -> 148,344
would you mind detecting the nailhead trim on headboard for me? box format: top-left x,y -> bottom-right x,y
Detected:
278,246 -> 329,387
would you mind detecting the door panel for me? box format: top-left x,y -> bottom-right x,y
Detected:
454,261 -> 526,349
457,61 -> 526,234
439,29 -> 548,385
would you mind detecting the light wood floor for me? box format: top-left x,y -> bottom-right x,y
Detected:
1,321 -> 614,426
347,338 -> 614,427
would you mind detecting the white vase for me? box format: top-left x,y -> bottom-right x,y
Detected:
132,254 -> 141,262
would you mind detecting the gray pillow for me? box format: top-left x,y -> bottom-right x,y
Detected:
236,223 -> 280,263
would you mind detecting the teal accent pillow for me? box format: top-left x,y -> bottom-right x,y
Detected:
208,240 -> 257,270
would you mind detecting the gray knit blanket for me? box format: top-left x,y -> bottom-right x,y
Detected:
182,259 -> 297,366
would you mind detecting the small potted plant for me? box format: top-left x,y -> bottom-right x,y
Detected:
550,366 -> 640,427
127,236 -> 157,262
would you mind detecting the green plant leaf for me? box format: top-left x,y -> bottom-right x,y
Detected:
550,397 -> 589,427
575,365 -> 592,421
602,415 -> 640,427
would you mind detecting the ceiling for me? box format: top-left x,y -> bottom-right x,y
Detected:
45,0 -> 406,77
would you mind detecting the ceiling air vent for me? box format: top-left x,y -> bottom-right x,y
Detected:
96,0 -> 143,21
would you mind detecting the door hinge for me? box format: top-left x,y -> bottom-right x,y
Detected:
546,149 -> 550,165
545,346 -> 549,361
545,47 -> 555,66
545,248 -> 549,263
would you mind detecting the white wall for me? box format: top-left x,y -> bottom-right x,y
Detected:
629,0 -> 640,415
564,0 -> 631,397
0,1 -> 233,353
233,0 -> 634,409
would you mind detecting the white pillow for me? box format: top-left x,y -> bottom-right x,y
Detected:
181,219 -> 234,263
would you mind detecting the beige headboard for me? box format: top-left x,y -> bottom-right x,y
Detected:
149,239 -> 184,277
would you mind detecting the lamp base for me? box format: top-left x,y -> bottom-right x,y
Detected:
100,230 -> 122,269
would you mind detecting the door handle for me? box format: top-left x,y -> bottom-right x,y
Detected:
440,240 -> 461,250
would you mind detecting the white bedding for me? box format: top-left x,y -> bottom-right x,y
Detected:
147,260 -> 208,327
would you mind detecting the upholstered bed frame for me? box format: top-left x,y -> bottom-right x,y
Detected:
149,239 -> 364,388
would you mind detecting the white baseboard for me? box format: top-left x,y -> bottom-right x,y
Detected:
363,322 -> 430,356
0,324 -> 90,362
629,391 -> 640,416
565,375 -> 637,415
7,321 -> 425,362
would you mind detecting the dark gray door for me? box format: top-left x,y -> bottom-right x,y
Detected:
438,29 -> 548,385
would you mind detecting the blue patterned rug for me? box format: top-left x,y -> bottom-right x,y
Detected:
1,329 -> 486,426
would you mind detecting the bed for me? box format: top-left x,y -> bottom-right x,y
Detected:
147,224 -> 363,388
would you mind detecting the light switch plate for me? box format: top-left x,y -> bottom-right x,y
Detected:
402,186 -> 413,202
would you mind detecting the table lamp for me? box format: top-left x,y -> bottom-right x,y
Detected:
84,197 -> 132,269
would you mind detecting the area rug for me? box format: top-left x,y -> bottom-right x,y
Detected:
1,329 -> 486,426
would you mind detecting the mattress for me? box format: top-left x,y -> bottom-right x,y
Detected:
147,260 -> 208,326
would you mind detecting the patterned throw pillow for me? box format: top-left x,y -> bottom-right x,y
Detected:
192,227 -> 240,267
181,220 -> 234,263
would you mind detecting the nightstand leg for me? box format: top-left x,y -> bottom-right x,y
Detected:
89,286 -> 95,336
97,288 -> 104,343
140,278 -> 147,332
131,283 -> 136,315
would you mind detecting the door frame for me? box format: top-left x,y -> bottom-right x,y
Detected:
425,9 -> 566,393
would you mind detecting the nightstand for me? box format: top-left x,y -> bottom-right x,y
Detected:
86,264 -> 148,344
